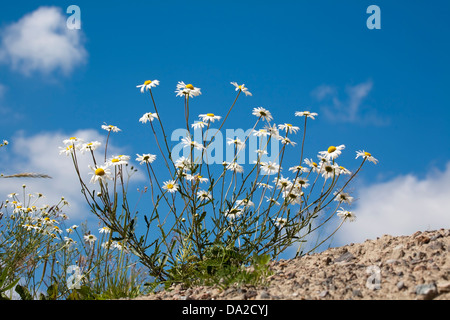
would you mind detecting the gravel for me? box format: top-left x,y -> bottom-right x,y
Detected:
131,228 -> 450,300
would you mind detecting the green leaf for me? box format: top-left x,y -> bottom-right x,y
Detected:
15,284 -> 32,300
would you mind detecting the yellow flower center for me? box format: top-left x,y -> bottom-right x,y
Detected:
238,85 -> 242,89
312,162 -> 318,167
69,137 -> 77,140
95,168 -> 105,176
166,183 -> 174,189
144,80 -> 152,85
185,84 -> 195,90
112,158 -> 120,163
206,113 -> 215,117
364,152 -> 372,157
286,123 -> 292,127
328,146 -> 337,153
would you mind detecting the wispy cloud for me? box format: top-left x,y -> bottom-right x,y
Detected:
0,6 -> 87,76
333,161 -> 450,245
312,80 -> 388,126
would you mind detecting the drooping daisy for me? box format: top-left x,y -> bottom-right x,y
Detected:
304,158 -> 321,173
186,174 -> 208,184
230,82 -> 252,96
319,145 -> 345,161
225,161 -> 244,173
136,153 -> 156,165
260,161 -> 280,175
337,207 -> 356,222
280,137 -> 297,147
162,180 -> 179,193
252,107 -> 273,122
295,111 -> 318,119
199,113 -> 221,123
197,190 -> 212,201
278,123 -> 300,134
175,81 -> 201,98
257,182 -> 273,190
356,150 -> 378,164
289,165 -> 308,174
107,155 -> 130,166
266,196 -> 280,206
226,137 -> 245,150
136,80 -> 160,93
337,165 -> 351,175
101,124 -> 121,132
191,121 -> 207,130
139,112 -> 159,123
333,191 -> 354,205
235,198 -> 254,208
175,156 -> 193,171
181,136 -> 205,150
88,164 -> 112,184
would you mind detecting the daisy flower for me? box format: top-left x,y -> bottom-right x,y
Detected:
274,217 -> 288,228
227,137 -> 245,150
191,121 -> 207,130
224,161 -> 244,173
181,136 -> 205,150
252,107 -> 273,122
266,196 -> 279,206
99,226 -> 111,234
136,79 -> 160,93
289,165 -> 308,174
80,141 -> 101,154
356,150 -> 378,164
280,137 -> 296,147
253,129 -> 270,137
101,124 -> 121,132
333,191 -> 354,205
273,176 -> 292,190
337,208 -> 356,222
224,207 -> 243,220
163,180 -> 179,193
295,111 -> 318,119
260,161 -> 280,175
199,113 -> 221,123
88,164 -> 112,184
136,153 -> 156,165
319,145 -> 345,161
175,81 -> 201,98
63,137 -> 83,146
235,198 -> 254,208
257,182 -> 273,190
84,234 -> 97,245
230,82 -> 252,96
59,145 -> 75,156
107,155 -> 130,166
293,178 -> 309,189
186,174 -> 208,184
197,190 -> 212,201
304,158 -> 321,173
337,165 -> 351,175
278,123 -> 300,134
320,161 -> 338,180
139,112 -> 158,123
175,156 -> 193,171
282,190 -> 303,205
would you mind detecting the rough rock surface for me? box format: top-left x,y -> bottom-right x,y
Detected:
133,229 -> 450,300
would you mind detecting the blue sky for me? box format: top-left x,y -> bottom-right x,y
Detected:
0,1 -> 449,254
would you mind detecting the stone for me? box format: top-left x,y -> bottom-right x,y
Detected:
415,283 -> 437,300
334,251 -> 355,263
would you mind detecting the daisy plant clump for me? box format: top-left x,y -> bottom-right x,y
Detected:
62,79 -> 378,289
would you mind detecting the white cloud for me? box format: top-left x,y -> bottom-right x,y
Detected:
0,130 -> 143,222
0,6 -> 87,75
312,80 -> 388,126
334,162 -> 450,245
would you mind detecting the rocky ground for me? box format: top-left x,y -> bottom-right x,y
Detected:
133,228 -> 450,300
